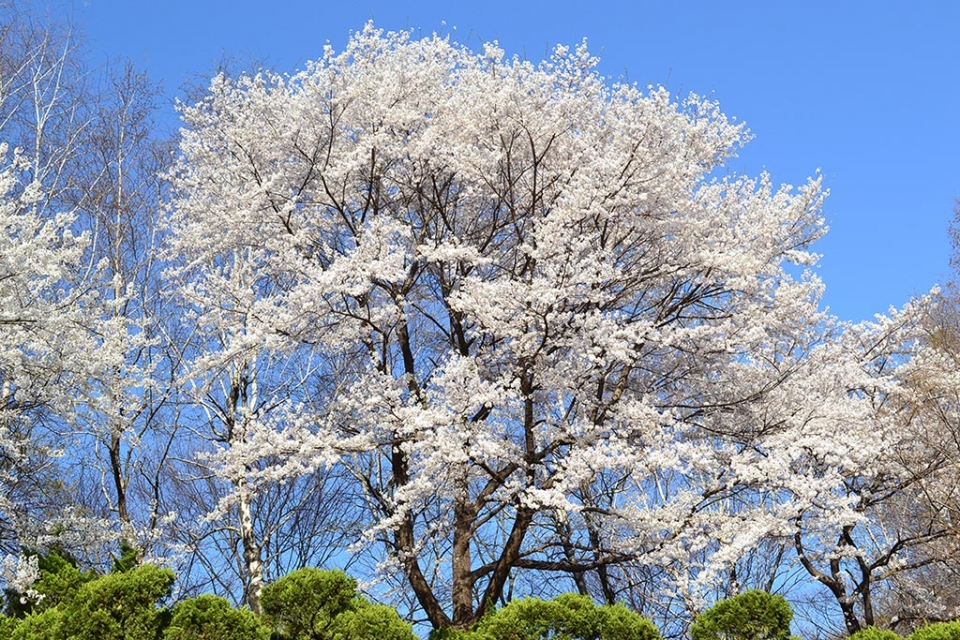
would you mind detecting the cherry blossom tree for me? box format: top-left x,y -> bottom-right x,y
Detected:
162,247 -> 360,612
60,61 -> 185,566
839,234 -> 960,632
166,25 -> 907,629
0,138 -> 108,571
0,6 -> 107,559
0,5 -> 177,583
2,11 -> 957,633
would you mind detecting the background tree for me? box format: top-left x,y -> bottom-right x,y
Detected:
852,203 -> 960,630
0,3 -> 181,585
0,3 -> 100,559
0,129 -> 105,563
65,61 -> 175,539
161,241 -> 362,611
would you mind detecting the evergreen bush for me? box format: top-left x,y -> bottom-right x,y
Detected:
0,614 -> 19,640
7,608 -> 62,640
260,568 -> 414,640
438,592 -> 662,640
690,590 -> 793,640
3,548 -> 95,617
57,564 -> 174,640
909,622 -> 960,640
849,627 -> 900,640
164,594 -> 270,640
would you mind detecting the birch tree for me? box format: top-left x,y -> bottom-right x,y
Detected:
63,61 -> 180,558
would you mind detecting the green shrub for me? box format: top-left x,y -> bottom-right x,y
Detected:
0,614 -> 19,640
2,555 -> 174,639
456,592 -> 662,640
909,622 -> 960,640
690,590 -> 793,640
58,564 -> 175,640
163,594 -> 270,640
850,627 -> 901,640
325,601 -> 417,640
261,568 -> 355,639
600,600 -> 664,640
7,608 -> 62,640
260,568 -> 414,640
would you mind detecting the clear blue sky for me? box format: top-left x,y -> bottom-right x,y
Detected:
68,1 -> 960,324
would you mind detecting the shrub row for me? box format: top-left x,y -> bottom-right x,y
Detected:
3,551 -> 958,640
852,624 -> 960,640
0,549 -> 412,640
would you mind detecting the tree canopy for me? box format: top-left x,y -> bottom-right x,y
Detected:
0,13 -> 957,637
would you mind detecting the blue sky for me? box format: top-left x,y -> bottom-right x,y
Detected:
70,1 -> 960,324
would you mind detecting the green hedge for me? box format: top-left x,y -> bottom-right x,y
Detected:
0,550 -> 826,640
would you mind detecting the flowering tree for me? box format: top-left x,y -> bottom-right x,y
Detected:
0,8 -> 106,578
164,242 -> 358,613
0,6 -> 180,585
167,25 -> 882,629
67,64 -> 172,531
0,139 -> 104,565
